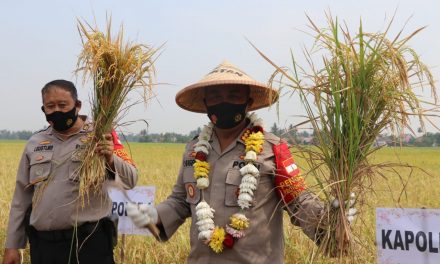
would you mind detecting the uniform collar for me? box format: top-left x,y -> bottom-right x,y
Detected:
209,119 -> 252,155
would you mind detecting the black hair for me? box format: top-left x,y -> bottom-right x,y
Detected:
41,79 -> 78,102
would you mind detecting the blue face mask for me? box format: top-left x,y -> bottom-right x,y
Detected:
206,102 -> 248,129
43,106 -> 78,131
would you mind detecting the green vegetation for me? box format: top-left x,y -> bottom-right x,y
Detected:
1,141 -> 439,263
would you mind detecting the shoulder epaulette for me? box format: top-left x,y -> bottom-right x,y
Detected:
33,127 -> 49,135
264,131 -> 283,145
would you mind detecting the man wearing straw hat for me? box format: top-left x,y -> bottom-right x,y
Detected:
127,61 -> 331,263
3,80 -> 138,264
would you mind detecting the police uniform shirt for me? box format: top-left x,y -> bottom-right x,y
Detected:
5,116 -> 138,249
156,125 -> 323,264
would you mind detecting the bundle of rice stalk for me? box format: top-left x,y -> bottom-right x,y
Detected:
254,14 -> 438,259
76,19 -> 158,205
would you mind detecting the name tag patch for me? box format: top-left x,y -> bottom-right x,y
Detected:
34,145 -> 53,152
183,159 -> 196,167
232,160 -> 260,170
75,144 -> 87,150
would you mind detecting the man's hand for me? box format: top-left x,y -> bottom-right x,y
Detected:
126,203 -> 158,227
96,133 -> 115,168
3,248 -> 20,264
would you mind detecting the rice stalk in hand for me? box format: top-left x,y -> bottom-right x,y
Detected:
253,13 -> 438,259
76,18 -> 158,206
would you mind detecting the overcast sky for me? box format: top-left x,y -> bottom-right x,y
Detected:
1,0 -> 439,135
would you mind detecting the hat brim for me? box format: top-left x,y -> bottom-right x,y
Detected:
175,79 -> 279,113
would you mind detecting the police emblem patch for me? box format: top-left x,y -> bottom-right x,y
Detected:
187,184 -> 195,198
66,119 -> 73,126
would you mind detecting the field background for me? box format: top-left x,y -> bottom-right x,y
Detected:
1,141 -> 439,263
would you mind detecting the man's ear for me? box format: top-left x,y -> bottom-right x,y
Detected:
75,100 -> 82,112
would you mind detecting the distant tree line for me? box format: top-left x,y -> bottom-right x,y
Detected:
120,127 -> 201,143
0,130 -> 34,140
1,125 -> 439,147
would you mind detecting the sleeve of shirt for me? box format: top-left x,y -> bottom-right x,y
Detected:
5,149 -> 32,249
112,154 -> 138,189
286,191 -> 325,242
155,151 -> 191,241
110,130 -> 138,189
268,138 -> 325,242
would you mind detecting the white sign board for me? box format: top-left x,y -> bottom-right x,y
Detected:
108,186 -> 156,236
376,208 -> 440,264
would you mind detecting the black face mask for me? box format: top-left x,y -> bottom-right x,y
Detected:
206,102 -> 248,129
43,105 -> 78,132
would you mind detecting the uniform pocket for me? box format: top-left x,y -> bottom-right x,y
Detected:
182,167 -> 200,205
29,152 -> 53,186
68,150 -> 83,182
225,169 -> 241,207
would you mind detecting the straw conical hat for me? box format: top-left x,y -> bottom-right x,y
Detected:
175,61 -> 279,113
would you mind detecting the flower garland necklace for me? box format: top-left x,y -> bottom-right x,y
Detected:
193,112 -> 265,253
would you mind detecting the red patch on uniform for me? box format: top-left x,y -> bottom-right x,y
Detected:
188,184 -> 195,198
111,130 -> 136,167
188,151 -> 196,158
273,143 -> 305,204
281,157 -> 299,175
111,130 -> 123,150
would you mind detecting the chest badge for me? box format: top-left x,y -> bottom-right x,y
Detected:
39,140 -> 51,145
187,184 -> 195,198
35,155 -> 44,161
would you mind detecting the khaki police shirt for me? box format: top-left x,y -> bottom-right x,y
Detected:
5,117 -> 138,249
156,126 -> 323,264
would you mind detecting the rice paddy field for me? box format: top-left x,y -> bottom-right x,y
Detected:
1,140 -> 439,263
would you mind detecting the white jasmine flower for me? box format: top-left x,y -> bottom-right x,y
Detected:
194,145 -> 209,155
198,230 -> 213,241
244,151 -> 257,162
240,164 -> 259,176
195,140 -> 211,150
241,175 -> 258,185
196,178 -> 209,189
196,201 -> 215,219
239,182 -> 257,191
